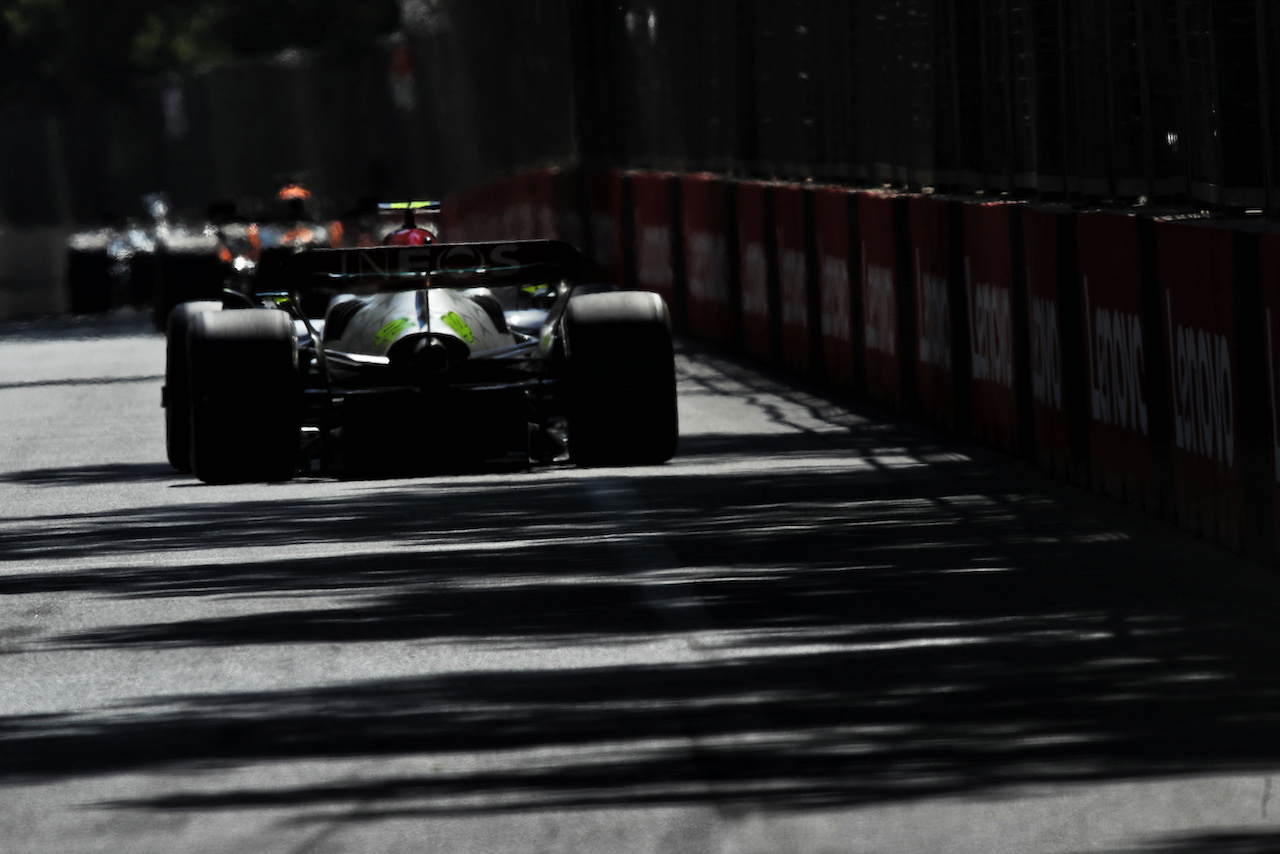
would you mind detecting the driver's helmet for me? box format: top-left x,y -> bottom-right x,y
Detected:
383,227 -> 436,246
277,184 -> 312,221
277,183 -> 311,202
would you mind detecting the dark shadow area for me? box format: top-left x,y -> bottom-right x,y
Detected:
4,332 -> 1280,827
1082,831 -> 1280,854
2,431 -> 1280,819
0,461 -> 179,487
0,374 -> 162,393
0,437 -> 1040,570
7,621 -> 1280,817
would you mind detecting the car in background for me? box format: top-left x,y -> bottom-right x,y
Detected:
64,184 -> 347,328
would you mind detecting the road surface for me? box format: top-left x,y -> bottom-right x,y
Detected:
3,310 -> 1280,853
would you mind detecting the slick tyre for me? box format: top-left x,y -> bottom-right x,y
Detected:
164,300 -> 222,472
187,309 -> 301,484
564,290 -> 678,467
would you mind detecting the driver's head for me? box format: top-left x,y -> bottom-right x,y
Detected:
383,227 -> 436,246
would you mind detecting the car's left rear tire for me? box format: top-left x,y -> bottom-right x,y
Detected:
164,300 -> 222,472
187,309 -> 301,484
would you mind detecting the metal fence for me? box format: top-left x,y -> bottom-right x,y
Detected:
584,0 -> 1280,211
4,0 -> 1280,226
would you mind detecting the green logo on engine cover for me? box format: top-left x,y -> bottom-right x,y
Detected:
440,311 -> 475,344
373,317 -> 413,349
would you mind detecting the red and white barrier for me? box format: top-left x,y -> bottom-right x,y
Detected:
773,184 -> 812,375
1022,207 -> 1074,480
551,170 -> 586,260
963,202 -> 1020,454
583,170 -> 623,285
442,169 -> 1280,563
858,192 -> 904,411
526,169 -> 559,240
500,174 -> 536,239
630,172 -> 677,312
1158,220 -> 1243,547
813,187 -> 857,390
908,195 -> 957,430
469,182 -> 504,241
1076,212 -> 1155,510
736,181 -> 774,362
680,174 -> 735,346
1259,233 -> 1280,558
440,189 -> 469,242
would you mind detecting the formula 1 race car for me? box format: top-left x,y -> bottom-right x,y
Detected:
161,237 -> 678,483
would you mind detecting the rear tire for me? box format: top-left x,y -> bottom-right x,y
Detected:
187,309 -> 301,484
164,300 -> 222,472
564,291 -> 678,466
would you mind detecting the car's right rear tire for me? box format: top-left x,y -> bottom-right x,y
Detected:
187,309 -> 301,484
564,290 -> 678,467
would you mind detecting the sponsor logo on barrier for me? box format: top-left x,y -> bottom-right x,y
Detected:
863,244 -> 896,356
964,258 -> 1013,388
1029,287 -> 1063,409
915,249 -> 951,369
503,203 -> 534,236
820,256 -> 851,343
559,211 -> 585,250
532,200 -> 556,238
740,242 -> 768,318
592,212 -> 617,267
1166,293 -> 1234,466
1084,277 -> 1148,435
687,232 -> 730,304
780,249 -> 807,326
636,225 -> 672,291
1267,310 -> 1280,481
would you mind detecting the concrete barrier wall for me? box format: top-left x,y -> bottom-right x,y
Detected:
1258,236 -> 1280,560
857,192 -> 907,412
445,169 -> 1280,564
962,202 -> 1026,457
0,227 -> 71,320
678,175 -> 736,348
908,195 -> 962,434
813,187 -> 858,392
1022,206 -> 1088,486
736,181 -> 774,364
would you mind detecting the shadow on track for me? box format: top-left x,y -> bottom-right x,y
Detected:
1077,831 -> 1280,854
3,335 -> 1280,822
3,435 -> 1280,818
4,606 -> 1280,817
0,461 -> 179,487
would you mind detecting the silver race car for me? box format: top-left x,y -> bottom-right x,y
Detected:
161,237 -> 678,483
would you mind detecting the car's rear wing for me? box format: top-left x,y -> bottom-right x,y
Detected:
256,239 -> 582,294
